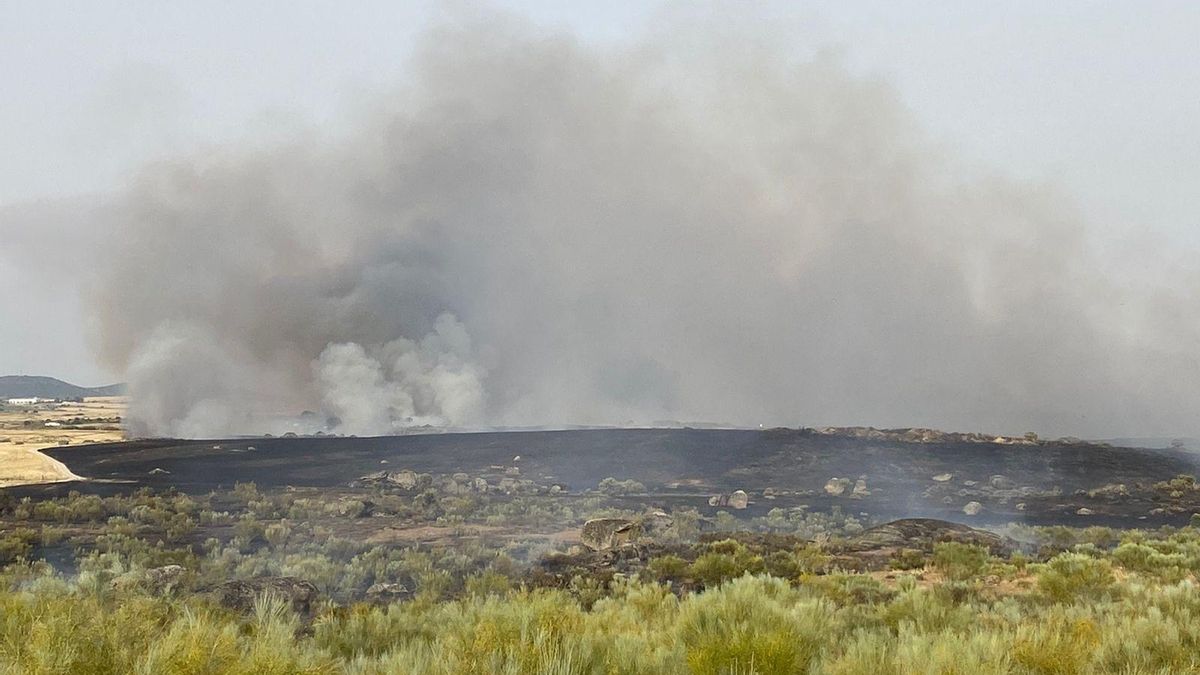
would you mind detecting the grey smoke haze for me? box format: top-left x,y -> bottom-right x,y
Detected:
8,11 -> 1200,438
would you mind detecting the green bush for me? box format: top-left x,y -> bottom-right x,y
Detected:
597,477 -> 647,496
647,554 -> 689,582
0,528 -> 38,564
932,542 -> 989,582
1036,553 -> 1115,602
679,575 -> 832,675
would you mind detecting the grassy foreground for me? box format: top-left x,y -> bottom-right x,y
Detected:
5,536 -> 1200,673
4,484 -> 1200,673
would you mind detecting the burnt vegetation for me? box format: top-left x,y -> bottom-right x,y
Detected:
5,428 -> 1200,671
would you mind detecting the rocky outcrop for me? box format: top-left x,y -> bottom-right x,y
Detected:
581,518 -> 640,551
727,490 -> 749,509
824,478 -> 851,496
708,491 -> 750,508
640,511 -> 675,534
814,426 -> 1040,446
212,576 -> 320,615
355,470 -> 422,489
365,582 -> 411,602
840,516 -> 1008,554
851,478 -> 871,498
112,564 -> 187,594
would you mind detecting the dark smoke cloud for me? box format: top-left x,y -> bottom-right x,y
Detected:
7,10 -> 1200,439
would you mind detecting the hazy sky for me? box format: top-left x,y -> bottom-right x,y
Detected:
2,1 -> 1198,389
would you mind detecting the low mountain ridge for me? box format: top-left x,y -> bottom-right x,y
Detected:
0,375 -> 125,399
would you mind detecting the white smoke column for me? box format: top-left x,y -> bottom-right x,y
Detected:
315,313 -> 485,434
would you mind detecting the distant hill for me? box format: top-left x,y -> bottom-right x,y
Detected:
0,376 -> 126,400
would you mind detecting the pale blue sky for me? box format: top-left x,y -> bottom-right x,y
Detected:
2,1 -> 1199,384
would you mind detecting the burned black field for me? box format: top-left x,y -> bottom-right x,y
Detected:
16,427 -> 1200,527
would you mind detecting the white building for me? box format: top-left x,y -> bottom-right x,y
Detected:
5,397 -> 48,405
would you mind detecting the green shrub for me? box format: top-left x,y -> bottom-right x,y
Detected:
597,477 -> 647,496
889,548 -> 927,571
647,554 -> 689,582
932,542 -> 989,582
1036,553 -> 1115,602
679,575 -> 832,675
0,528 -> 38,564
465,571 -> 512,598
690,553 -> 739,587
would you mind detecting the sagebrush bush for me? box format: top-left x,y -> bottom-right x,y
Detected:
932,542 -> 989,581
1036,552 -> 1115,602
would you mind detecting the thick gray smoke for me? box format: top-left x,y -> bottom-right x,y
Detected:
9,11 -> 1200,438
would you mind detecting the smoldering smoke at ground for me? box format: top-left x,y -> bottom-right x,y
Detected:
7,11 -> 1200,439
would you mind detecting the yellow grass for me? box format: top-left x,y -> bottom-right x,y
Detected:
0,396 -> 126,487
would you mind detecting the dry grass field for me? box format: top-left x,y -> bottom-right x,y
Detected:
0,396 -> 125,487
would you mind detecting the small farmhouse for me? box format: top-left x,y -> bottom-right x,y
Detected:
5,397 -> 48,405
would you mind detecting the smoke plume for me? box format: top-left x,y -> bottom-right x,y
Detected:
8,9 -> 1200,438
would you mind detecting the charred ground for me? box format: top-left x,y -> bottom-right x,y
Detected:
13,427 -> 1200,527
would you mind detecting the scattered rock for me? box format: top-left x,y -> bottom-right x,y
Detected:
148,467 -> 170,475
990,475 -> 1015,489
640,511 -> 675,535
962,501 -> 983,516
825,478 -> 851,496
337,499 -> 374,518
437,477 -> 467,495
728,490 -> 749,509
932,473 -> 953,482
1076,507 -> 1094,516
1087,483 -> 1129,500
505,466 -> 521,476
212,577 -> 319,615
365,582 -> 411,602
852,478 -> 871,498
356,470 -> 420,489
392,470 -> 419,489
113,564 -> 186,594
581,518 -> 639,551
145,564 -> 186,590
